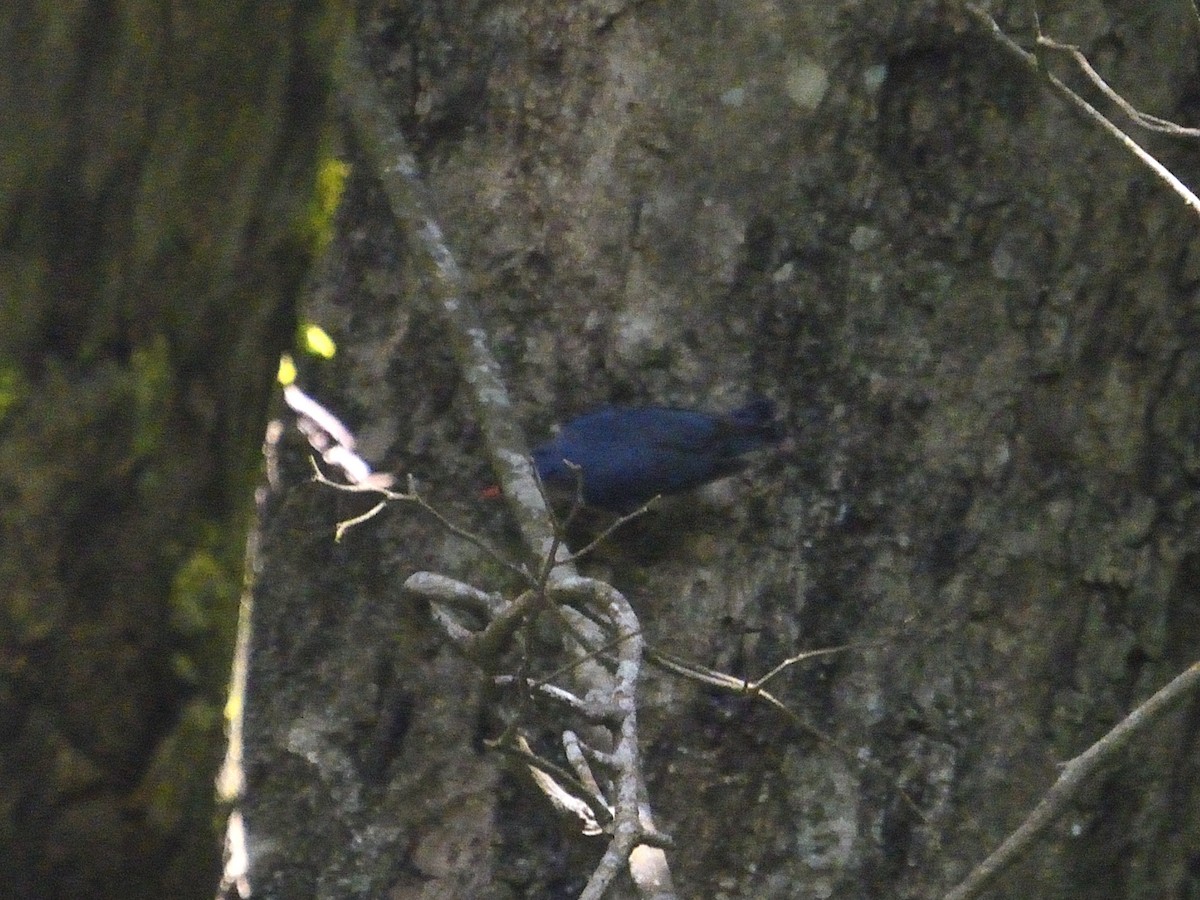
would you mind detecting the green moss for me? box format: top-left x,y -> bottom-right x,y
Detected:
133,699 -> 223,836
129,335 -> 173,460
167,524 -> 243,699
309,156 -> 351,254
1,0 -> 352,893
0,258 -> 48,359
7,584 -> 60,643
0,365 -> 23,424
169,546 -> 232,638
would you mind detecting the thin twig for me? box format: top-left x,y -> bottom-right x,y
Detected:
490,733 -> 614,833
533,628 -> 644,695
649,646 -> 930,824
944,661 -> 1200,900
313,461 -> 531,582
492,676 -> 595,717
965,4 -> 1200,219
754,643 -> 869,689
1034,33 -> 1200,136
563,496 -> 661,565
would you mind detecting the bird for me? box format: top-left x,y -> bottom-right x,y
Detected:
529,398 -> 783,512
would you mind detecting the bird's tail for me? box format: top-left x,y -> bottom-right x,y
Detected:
725,398 -> 784,448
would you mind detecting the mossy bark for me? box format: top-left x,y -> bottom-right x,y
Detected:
0,2 -> 345,897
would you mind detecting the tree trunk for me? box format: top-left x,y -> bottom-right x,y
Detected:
0,2 -> 344,897
242,0 -> 1200,897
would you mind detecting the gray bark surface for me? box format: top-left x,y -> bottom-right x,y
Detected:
243,1 -> 1200,897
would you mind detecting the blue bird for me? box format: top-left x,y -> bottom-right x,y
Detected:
530,399 -> 783,512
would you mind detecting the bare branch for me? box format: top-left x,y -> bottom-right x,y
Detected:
944,661 -> 1200,900
564,730 -> 607,798
1035,33 -> 1200,137
338,33 -> 676,897
563,496 -> 661,566
336,36 -> 568,573
285,384 -> 395,489
313,463 -> 531,581
498,734 -> 612,835
534,628 -> 643,692
649,645 -> 930,824
964,4 -> 1200,219
753,643 -> 867,690
551,576 -> 677,900
333,500 -> 388,540
490,676 -> 601,718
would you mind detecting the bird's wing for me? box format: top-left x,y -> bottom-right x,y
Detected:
625,408 -> 725,453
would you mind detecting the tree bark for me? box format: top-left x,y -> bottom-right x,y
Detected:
243,0 -> 1200,897
0,2 -> 344,897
